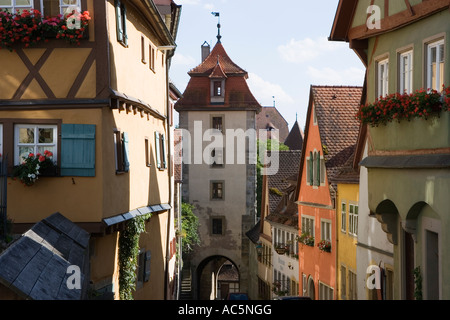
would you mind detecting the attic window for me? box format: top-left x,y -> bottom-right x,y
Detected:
214,81 -> 222,96
211,80 -> 225,103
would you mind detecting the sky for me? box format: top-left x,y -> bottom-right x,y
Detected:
169,0 -> 366,132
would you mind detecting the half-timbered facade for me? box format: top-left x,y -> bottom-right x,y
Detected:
330,0 -> 450,300
0,0 -> 181,300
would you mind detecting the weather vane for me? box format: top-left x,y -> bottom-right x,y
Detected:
211,12 -> 221,42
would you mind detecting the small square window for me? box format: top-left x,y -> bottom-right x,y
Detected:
211,181 -> 224,200
211,217 -> 224,235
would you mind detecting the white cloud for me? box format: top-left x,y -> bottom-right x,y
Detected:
306,66 -> 365,85
179,0 -> 201,5
247,73 -> 294,107
278,37 -> 344,64
204,3 -> 214,11
172,52 -> 196,67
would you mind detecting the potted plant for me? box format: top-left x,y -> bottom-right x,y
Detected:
0,8 -> 91,51
297,232 -> 314,247
317,239 -> 331,253
12,150 -> 56,186
275,243 -> 286,255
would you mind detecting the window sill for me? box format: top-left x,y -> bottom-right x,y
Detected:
118,40 -> 128,48
115,170 -> 128,175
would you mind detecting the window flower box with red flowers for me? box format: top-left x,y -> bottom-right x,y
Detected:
0,8 -> 91,51
358,87 -> 450,151
12,150 -> 56,186
357,87 -> 450,127
317,240 -> 331,253
297,233 -> 314,247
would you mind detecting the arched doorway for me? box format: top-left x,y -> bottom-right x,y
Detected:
196,256 -> 240,300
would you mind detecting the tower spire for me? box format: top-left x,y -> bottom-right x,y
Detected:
212,12 -> 221,43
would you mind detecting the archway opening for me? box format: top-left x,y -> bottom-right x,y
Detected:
196,255 -> 240,300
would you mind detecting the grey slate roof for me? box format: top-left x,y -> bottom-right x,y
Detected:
0,213 -> 90,300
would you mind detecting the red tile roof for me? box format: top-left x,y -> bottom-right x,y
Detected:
188,42 -> 247,77
265,150 -> 302,216
175,42 -> 262,112
312,86 -> 362,181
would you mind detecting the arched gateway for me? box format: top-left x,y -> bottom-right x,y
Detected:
175,34 -> 261,300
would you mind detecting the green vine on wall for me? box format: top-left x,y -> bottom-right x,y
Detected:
118,214 -> 151,300
414,266 -> 423,300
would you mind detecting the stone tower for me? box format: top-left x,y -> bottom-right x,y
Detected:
175,38 -> 261,299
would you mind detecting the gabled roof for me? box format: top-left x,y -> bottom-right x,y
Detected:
296,85 -> 362,199
209,61 -> 228,79
188,42 -> 248,77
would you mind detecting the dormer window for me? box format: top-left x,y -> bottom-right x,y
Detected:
214,81 -> 222,97
210,79 -> 225,104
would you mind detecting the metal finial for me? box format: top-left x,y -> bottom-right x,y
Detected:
212,12 -> 221,42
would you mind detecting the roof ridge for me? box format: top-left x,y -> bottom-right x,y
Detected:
311,85 -> 363,88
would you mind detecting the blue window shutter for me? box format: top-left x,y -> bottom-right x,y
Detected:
61,124 -> 96,177
155,132 -> 161,169
122,132 -> 130,172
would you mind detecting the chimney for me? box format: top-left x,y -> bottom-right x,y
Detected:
201,41 -> 210,62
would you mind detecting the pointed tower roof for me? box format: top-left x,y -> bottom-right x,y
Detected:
175,41 -> 261,112
284,120 -> 304,151
188,42 -> 248,78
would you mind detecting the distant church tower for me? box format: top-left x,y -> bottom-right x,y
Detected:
175,22 -> 262,299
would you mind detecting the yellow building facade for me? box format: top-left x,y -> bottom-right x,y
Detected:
0,0 -> 181,300
334,165 -> 359,300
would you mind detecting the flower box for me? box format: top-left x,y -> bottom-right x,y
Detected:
12,150 -> 56,186
369,111 -> 450,151
317,240 -> 331,253
297,233 -> 314,247
0,9 -> 91,51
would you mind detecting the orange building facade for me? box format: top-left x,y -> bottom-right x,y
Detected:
296,86 -> 362,300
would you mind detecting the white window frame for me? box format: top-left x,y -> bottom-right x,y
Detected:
348,203 -> 359,237
40,0 -> 82,16
321,219 -> 331,242
341,201 -> 347,233
2,0 -> 34,13
301,214 -> 315,237
426,39 -> 445,92
319,281 -> 334,300
14,124 -> 58,166
377,58 -> 389,98
399,50 -> 413,94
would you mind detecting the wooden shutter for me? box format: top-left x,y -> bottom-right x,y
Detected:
122,132 -> 130,172
155,132 -> 161,168
309,151 -> 313,185
61,124 -> 96,177
144,251 -> 151,282
316,151 -> 321,186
